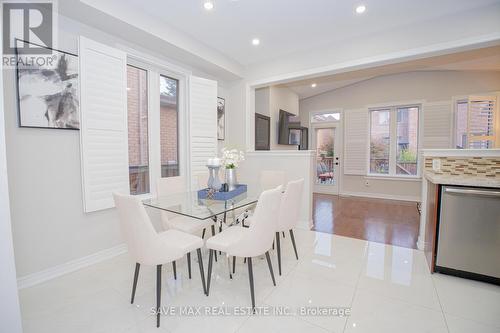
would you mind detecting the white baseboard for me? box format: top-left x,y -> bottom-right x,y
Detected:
17,243 -> 128,290
416,236 -> 427,251
340,191 -> 421,203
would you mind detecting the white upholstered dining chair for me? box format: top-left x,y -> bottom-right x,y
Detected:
274,178 -> 304,275
157,176 -> 218,266
113,193 -> 206,328
205,186 -> 282,310
239,170 -> 286,228
157,176 -> 216,238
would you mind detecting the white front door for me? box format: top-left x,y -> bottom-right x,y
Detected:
313,125 -> 341,194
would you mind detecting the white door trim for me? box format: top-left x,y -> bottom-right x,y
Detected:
310,112 -> 344,195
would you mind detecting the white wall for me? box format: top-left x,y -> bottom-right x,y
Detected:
238,151 -> 314,229
300,70 -> 500,200
3,14 -> 233,279
269,86 -> 300,150
0,29 -> 23,332
255,87 -> 270,117
254,86 -> 300,150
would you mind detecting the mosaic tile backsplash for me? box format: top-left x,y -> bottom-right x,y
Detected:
424,157 -> 500,178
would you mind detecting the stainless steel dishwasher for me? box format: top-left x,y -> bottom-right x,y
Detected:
435,186 -> 500,285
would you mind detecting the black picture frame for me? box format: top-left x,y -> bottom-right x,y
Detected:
15,39 -> 80,130
217,97 -> 225,140
255,113 -> 270,150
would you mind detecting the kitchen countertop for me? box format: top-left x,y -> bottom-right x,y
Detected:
424,172 -> 500,188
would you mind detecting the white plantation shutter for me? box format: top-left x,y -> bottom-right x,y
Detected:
188,76 -> 217,190
467,95 -> 497,149
344,108 -> 368,175
422,101 -> 452,149
79,37 -> 128,212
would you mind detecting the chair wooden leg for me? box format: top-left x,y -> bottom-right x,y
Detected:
197,248 -> 207,295
276,232 -> 282,276
201,228 -> 206,239
289,229 -> 299,260
187,252 -> 192,279
232,256 -> 236,274
265,252 -> 276,286
172,261 -> 177,280
247,257 -> 255,312
156,265 -> 162,328
206,250 -> 214,296
211,225 -> 218,262
282,231 -> 286,238
131,263 -> 140,304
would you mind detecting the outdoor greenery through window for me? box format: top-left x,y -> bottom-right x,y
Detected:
160,75 -> 180,178
370,106 -> 419,176
127,65 -> 150,195
396,107 -> 419,175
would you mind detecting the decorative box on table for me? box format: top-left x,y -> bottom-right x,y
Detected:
197,184 -> 247,200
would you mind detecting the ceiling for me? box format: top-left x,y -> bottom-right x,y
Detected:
280,45 -> 500,99
114,0 -> 499,66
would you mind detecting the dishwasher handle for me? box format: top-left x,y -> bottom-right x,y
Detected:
444,187 -> 500,198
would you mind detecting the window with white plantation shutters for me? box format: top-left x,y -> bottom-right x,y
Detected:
422,101 -> 452,149
344,108 -> 368,175
188,76 -> 217,190
79,37 -> 128,212
467,95 -> 497,149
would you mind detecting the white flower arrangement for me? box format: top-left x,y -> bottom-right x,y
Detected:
221,148 -> 245,169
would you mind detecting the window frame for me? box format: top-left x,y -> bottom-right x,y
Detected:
452,97 -> 469,149
452,93 -> 499,149
367,104 -> 421,179
126,56 -> 188,198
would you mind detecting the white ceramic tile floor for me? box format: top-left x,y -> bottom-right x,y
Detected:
19,229 -> 500,333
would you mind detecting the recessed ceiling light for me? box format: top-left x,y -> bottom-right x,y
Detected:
311,83 -> 317,88
356,5 -> 366,14
252,38 -> 260,46
203,1 -> 214,11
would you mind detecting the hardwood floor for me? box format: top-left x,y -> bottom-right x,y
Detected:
312,193 -> 420,249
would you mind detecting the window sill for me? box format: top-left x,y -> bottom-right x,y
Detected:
365,175 -> 421,182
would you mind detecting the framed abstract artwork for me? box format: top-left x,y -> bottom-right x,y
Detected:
217,97 -> 225,140
16,40 -> 80,129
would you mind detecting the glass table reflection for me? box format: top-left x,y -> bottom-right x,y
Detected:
143,190 -> 258,221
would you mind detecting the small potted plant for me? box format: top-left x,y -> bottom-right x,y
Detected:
221,148 -> 245,191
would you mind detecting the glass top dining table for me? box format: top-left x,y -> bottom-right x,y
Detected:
143,190 -> 259,221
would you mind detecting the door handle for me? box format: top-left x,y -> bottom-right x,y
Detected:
444,188 -> 500,198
